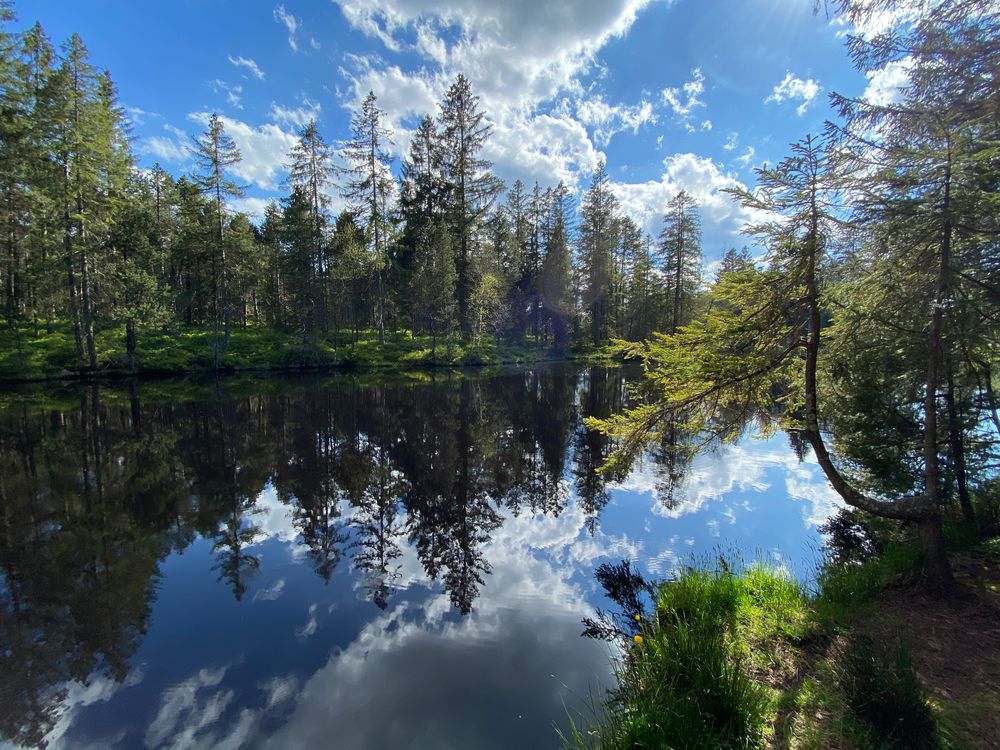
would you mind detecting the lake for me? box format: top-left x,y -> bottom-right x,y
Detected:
0,364 -> 841,749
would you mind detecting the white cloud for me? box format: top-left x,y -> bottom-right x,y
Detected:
273,4 -> 300,52
24,668 -> 144,750
252,577 -> 286,601
764,72 -> 821,116
188,112 -> 298,190
210,79 -> 244,110
735,145 -> 756,168
145,666 -> 230,749
125,105 -> 160,125
142,135 -> 191,162
723,132 -> 738,151
576,96 -> 657,146
862,57 -> 912,106
831,4 -> 922,41
334,0 -> 660,193
661,67 -> 707,130
228,55 -> 266,81
270,98 -> 322,128
297,603 -> 319,640
611,152 -> 757,242
310,37 -> 321,50
485,112 -> 601,189
259,675 -> 299,711
336,0 -> 653,114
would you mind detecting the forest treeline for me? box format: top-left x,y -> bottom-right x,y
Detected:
0,1 -> 706,373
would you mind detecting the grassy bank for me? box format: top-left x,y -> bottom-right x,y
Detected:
0,322 -> 619,381
564,512 -> 1000,749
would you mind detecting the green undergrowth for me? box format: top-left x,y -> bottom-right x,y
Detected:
562,526 -> 1000,750
0,322 -> 621,381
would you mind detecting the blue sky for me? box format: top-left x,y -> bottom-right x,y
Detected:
15,0 -> 906,264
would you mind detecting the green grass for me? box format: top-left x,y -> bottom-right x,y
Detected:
564,560 -> 804,750
0,322 -> 621,380
564,546 -> 955,750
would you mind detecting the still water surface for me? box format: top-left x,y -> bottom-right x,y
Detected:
0,365 -> 840,749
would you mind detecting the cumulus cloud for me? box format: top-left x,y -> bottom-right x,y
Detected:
862,57 -> 912,106
273,4 -> 300,52
765,72 -> 821,116
611,152 -> 758,244
188,112 -> 298,190
228,55 -> 266,81
336,0 -> 652,112
334,0 -> 659,196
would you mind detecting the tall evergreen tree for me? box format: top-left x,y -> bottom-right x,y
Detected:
658,190 -> 702,334
341,91 -> 394,344
288,119 -> 335,332
49,34 -> 132,370
539,181 -> 574,350
193,112 -> 243,363
436,74 -> 501,339
578,160 -> 619,346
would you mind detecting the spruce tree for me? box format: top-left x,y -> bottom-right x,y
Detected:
193,112 -> 243,363
341,92 -> 394,344
436,74 -> 501,339
288,119 -> 335,331
578,160 -> 619,346
658,190 -> 702,334
539,181 -> 574,350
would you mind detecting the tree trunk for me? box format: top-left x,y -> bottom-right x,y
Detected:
80,241 -> 97,371
918,514 -> 953,591
126,318 -> 136,371
945,365 -> 974,525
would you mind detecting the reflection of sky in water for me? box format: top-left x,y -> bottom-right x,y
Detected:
13,433 -> 840,750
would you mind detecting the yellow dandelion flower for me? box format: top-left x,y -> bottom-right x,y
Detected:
634,614 -> 641,621
633,634 -> 644,645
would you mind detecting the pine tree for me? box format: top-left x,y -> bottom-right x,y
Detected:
658,191 -> 702,334
193,112 -> 243,364
410,220 -> 456,357
259,201 -> 284,327
396,114 -> 445,326
539,181 -> 574,350
716,247 -> 754,281
49,34 -> 132,370
616,215 -> 642,337
280,186 -> 318,333
0,2 -> 27,324
341,92 -> 394,344
18,22 -> 58,334
106,170 -> 169,369
288,119 -> 335,332
626,232 -> 659,341
578,160 -> 619,346
436,74 -> 501,339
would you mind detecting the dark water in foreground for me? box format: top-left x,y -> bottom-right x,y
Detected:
0,365 -> 841,749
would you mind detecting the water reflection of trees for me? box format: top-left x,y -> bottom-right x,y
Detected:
0,365 -> 641,743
